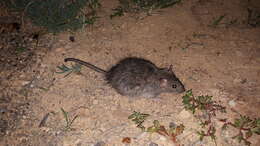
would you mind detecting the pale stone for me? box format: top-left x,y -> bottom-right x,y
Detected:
55,47 -> 65,52
228,100 -> 236,107
178,109 -> 192,119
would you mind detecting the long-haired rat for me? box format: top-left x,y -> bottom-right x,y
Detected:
64,57 -> 185,98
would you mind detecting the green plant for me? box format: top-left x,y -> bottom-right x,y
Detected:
220,116 -> 260,146
61,108 -> 78,131
129,111 -> 184,143
197,125 -> 216,142
210,15 -> 226,27
84,15 -> 99,25
56,63 -> 82,77
147,120 -> 185,143
248,8 -> 260,27
128,111 -> 150,131
111,0 -> 181,18
110,7 -> 124,19
182,90 -> 226,143
16,47 -> 27,53
182,90 -> 226,115
2,0 -> 31,11
3,0 -> 100,33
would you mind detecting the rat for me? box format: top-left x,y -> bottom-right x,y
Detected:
64,57 -> 185,98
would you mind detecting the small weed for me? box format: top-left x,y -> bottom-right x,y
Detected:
210,15 -> 226,27
197,125 -> 216,143
182,90 -> 226,143
147,120 -> 185,143
129,111 -> 184,143
87,0 -> 101,10
220,116 -> 260,146
84,15 -> 99,25
182,90 -> 260,145
111,0 -> 181,18
15,47 -> 27,53
3,0 -> 100,33
38,87 -> 50,92
56,63 -> 82,77
228,19 -> 238,26
110,7 -> 124,19
248,8 -> 260,27
182,89 -> 226,115
61,108 -> 78,131
128,111 -> 150,131
39,113 -> 50,127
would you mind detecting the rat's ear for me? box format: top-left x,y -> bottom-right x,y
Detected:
163,65 -> 173,72
160,78 -> 168,87
168,65 -> 173,72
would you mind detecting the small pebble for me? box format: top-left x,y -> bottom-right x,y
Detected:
159,135 -> 167,141
178,109 -> 192,119
22,81 -> 30,86
0,108 -> 7,113
94,141 -> 105,146
228,100 -> 236,107
54,47 -> 65,53
169,122 -> 176,128
192,140 -> 205,146
30,84 -> 34,88
149,142 -> 159,146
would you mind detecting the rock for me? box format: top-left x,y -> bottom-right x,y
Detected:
54,47 -> 65,53
21,81 -> 30,86
191,140 -> 206,146
169,122 -> 176,128
94,141 -> 106,146
159,135 -> 167,141
149,142 -> 159,146
0,108 -> 8,113
178,109 -> 192,119
228,100 -> 236,107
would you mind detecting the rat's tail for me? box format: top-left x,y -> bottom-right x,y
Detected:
64,58 -> 107,74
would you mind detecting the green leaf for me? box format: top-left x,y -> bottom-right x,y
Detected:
244,140 -> 251,146
197,131 -> 205,141
210,134 -> 216,141
153,120 -> 160,128
222,123 -> 228,130
245,130 -> 253,139
211,15 -> 226,27
252,126 -> 260,135
128,111 -> 149,130
234,118 -> 241,128
61,108 -> 69,127
110,7 -> 124,19
70,115 -> 79,126
147,126 -> 159,133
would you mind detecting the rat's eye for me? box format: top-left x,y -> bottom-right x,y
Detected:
172,84 -> 177,88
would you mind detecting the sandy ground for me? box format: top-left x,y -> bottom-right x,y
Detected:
1,0 -> 260,146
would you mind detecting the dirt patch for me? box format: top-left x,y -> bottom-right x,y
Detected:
1,0 -> 260,146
